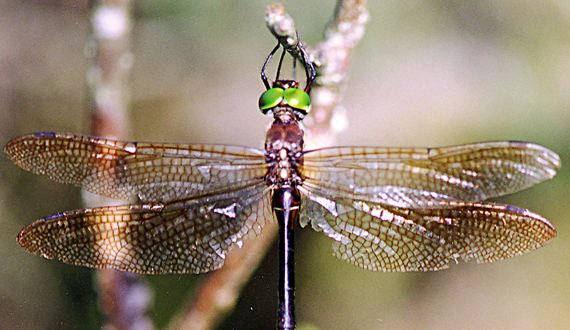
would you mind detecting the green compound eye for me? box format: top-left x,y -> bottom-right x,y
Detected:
259,88 -> 284,114
283,88 -> 311,116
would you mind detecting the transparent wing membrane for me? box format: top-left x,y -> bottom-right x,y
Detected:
4,132 -> 268,202
300,194 -> 449,271
5,131 -> 559,274
302,142 -> 560,208
17,182 -> 271,274
300,141 -> 559,272
300,191 -> 556,272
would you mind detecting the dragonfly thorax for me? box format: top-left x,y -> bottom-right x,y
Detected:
265,119 -> 304,187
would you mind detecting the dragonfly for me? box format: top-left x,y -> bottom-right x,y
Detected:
4,42 -> 560,330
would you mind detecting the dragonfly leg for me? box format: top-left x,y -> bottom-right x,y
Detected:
261,43 -> 281,90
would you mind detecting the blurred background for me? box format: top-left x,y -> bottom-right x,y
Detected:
0,1 -> 569,329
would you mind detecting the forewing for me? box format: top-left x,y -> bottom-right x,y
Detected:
4,132 -> 267,202
17,182 -> 272,274
300,188 -> 556,272
301,142 -> 560,208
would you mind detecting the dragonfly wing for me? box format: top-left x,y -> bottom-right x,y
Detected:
302,142 -> 560,208
4,132 -> 267,202
17,182 -> 272,274
299,188 -> 556,272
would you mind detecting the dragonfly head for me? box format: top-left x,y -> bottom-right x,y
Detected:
259,42 -> 316,121
258,80 -> 311,120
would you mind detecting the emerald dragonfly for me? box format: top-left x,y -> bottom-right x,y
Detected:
4,43 -> 559,329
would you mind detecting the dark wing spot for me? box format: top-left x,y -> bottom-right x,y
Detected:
508,141 -> 529,148
33,132 -> 57,138
42,212 -> 66,221
505,204 -> 527,214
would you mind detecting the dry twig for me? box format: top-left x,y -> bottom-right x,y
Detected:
310,0 -> 368,147
86,1 -> 153,329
